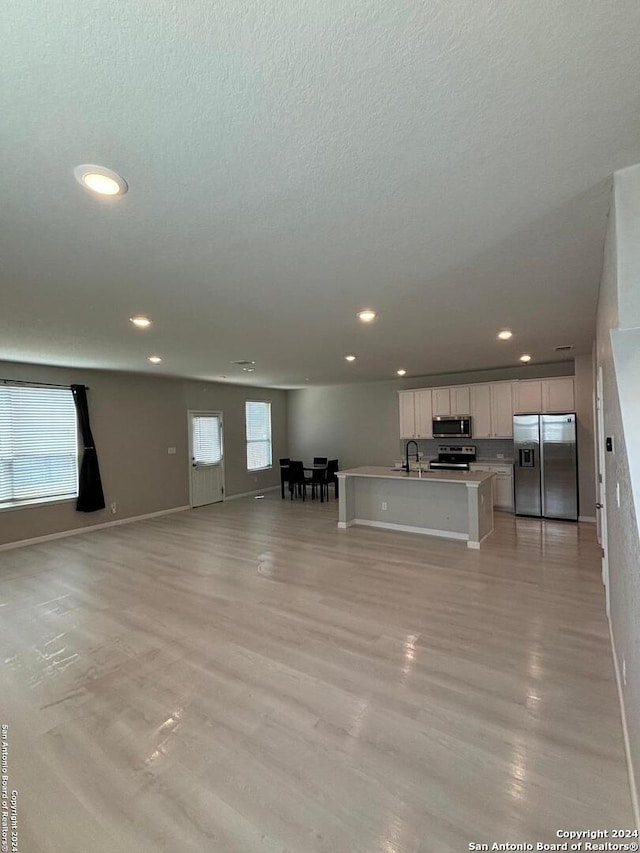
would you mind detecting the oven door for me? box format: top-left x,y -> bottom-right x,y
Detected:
432,417 -> 472,438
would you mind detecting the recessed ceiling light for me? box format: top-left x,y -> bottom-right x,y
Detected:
497,330 -> 513,340
129,316 -> 152,328
357,309 -> 377,323
520,354 -> 532,363
74,164 -> 128,196
397,369 -> 407,376
345,355 -> 356,362
148,355 -> 162,364
242,367 -> 255,372
231,360 -> 256,366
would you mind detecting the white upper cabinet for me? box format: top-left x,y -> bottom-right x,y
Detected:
514,380 -> 543,413
450,385 -> 470,415
490,383 -> 514,438
544,377 -> 575,412
414,389 -> 433,438
470,384 -> 492,438
398,391 -> 416,438
432,387 -> 451,417
398,375 -> 575,438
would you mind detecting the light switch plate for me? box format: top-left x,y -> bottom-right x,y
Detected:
168,447 -> 176,455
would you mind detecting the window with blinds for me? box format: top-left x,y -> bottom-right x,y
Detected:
245,401 -> 272,471
191,415 -> 222,465
0,385 -> 79,507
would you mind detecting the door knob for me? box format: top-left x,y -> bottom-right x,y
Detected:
595,502 -> 603,509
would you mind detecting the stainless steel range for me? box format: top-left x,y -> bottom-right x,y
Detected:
429,445 -> 476,471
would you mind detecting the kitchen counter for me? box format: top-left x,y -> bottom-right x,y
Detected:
337,466 -> 495,549
398,458 -> 514,468
342,466 -> 495,485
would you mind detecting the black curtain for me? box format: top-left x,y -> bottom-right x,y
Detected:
71,384 -> 105,512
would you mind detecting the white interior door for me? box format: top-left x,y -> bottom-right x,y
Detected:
189,412 -> 224,507
595,368 -> 609,614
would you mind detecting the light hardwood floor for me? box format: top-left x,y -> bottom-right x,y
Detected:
0,495 -> 632,851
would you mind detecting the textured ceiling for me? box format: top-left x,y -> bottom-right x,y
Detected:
1,0 -> 640,387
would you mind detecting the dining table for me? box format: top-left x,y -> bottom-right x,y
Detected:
280,462 -> 328,501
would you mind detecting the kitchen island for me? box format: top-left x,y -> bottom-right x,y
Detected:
336,466 -> 495,549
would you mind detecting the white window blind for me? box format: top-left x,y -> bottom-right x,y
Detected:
192,415 -> 222,464
245,401 -> 272,471
0,385 -> 78,507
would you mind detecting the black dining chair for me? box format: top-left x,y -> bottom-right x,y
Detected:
279,458 -> 290,499
309,466 -> 327,502
325,459 -> 339,500
288,461 -> 307,501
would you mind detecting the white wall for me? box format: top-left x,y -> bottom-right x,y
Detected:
595,164 -> 640,822
574,352 -> 597,520
616,164 -> 640,330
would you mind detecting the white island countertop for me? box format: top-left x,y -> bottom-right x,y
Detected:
337,466 -> 495,486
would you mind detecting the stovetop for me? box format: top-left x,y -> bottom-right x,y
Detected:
429,444 -> 476,471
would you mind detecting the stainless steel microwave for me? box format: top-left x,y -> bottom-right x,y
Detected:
432,416 -> 472,438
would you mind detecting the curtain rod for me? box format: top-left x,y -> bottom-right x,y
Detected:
0,379 -> 90,390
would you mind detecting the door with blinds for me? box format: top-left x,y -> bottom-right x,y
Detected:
188,412 -> 224,507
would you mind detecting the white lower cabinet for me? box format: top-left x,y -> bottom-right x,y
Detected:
493,470 -> 514,511
469,464 -> 514,511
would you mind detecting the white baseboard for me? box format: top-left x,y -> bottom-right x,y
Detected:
609,621 -> 640,828
579,515 -> 597,523
342,518 -> 468,542
468,527 -> 496,550
223,485 -> 279,502
0,505 -> 191,552
337,520 -> 355,529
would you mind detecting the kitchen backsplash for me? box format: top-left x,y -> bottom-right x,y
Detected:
399,438 -> 514,461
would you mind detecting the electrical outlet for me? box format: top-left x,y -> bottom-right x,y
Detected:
381,501 -> 388,511
622,657 -> 627,686
616,482 -> 621,508
497,453 -> 504,459
167,446 -> 176,455
110,501 -> 117,515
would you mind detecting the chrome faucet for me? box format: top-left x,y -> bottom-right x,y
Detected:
404,440 -> 419,472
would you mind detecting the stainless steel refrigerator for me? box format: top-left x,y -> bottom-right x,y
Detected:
513,413 -> 578,520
